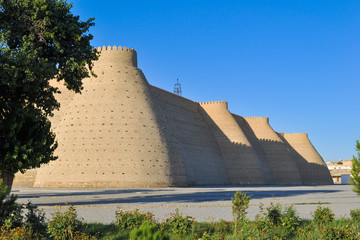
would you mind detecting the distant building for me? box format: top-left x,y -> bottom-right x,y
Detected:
327,160 -> 352,184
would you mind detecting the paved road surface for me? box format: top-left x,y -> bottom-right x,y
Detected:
12,185 -> 360,223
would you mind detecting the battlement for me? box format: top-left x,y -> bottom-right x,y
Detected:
95,45 -> 137,68
199,101 -> 228,109
199,101 -> 227,105
96,45 -> 137,52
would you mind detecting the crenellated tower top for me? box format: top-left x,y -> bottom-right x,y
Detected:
95,45 -> 137,68
199,101 -> 228,109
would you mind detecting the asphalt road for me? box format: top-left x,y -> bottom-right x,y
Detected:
12,184 -> 360,223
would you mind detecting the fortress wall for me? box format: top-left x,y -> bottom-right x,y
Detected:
232,114 -> 273,184
12,169 -> 37,188
150,87 -> 230,185
14,75 -> 76,187
34,46 -> 187,188
244,117 -> 303,184
49,80 -> 77,129
12,46 -> 333,188
199,102 -> 270,184
281,133 -> 333,185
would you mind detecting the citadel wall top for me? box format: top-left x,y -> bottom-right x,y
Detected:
96,46 -> 137,68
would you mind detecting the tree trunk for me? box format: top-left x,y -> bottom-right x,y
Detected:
0,171 -> 15,193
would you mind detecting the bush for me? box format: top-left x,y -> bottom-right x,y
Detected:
313,206 -> 335,224
280,206 -> 300,232
214,219 -> 233,236
115,208 -> 154,231
350,208 -> 360,222
47,205 -> 83,240
163,209 -> 194,236
231,191 -> 250,235
254,203 -> 301,239
320,220 -> 359,240
266,203 -> 282,225
129,221 -> 169,240
23,202 -> 46,235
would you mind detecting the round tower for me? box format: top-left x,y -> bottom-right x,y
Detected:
283,133 -> 333,185
34,46 -> 187,188
244,117 -> 303,185
199,101 -> 272,184
96,46 -> 137,68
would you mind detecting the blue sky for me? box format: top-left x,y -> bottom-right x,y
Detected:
70,0 -> 360,161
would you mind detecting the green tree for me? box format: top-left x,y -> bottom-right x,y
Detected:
0,0 -> 98,189
350,140 -> 360,195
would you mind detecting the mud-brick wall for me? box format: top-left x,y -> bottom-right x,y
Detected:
150,86 -> 229,185
281,133 -> 333,185
34,46 -> 187,188
244,117 -> 303,185
199,102 -> 272,184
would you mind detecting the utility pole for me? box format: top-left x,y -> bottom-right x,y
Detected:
174,78 -> 182,96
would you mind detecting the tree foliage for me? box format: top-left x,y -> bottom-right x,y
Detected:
0,0 -> 98,185
350,140 -> 360,195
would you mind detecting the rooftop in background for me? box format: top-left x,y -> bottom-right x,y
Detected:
326,159 -> 352,184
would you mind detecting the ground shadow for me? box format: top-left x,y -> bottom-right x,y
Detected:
19,188 -> 341,207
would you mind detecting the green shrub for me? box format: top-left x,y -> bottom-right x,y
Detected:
313,206 -> 335,224
280,206 -> 300,234
23,202 -> 46,235
115,208 -> 154,231
130,221 -> 169,240
47,205 -> 83,240
196,230 -> 226,240
231,191 -> 250,235
320,220 -> 359,240
266,203 -> 282,225
350,208 -> 360,222
214,219 -> 233,236
254,203 -> 301,239
163,209 -> 194,236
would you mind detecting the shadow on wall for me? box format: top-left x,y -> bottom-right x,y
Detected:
199,106 -> 332,185
277,133 -> 333,185
198,107 -> 273,185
